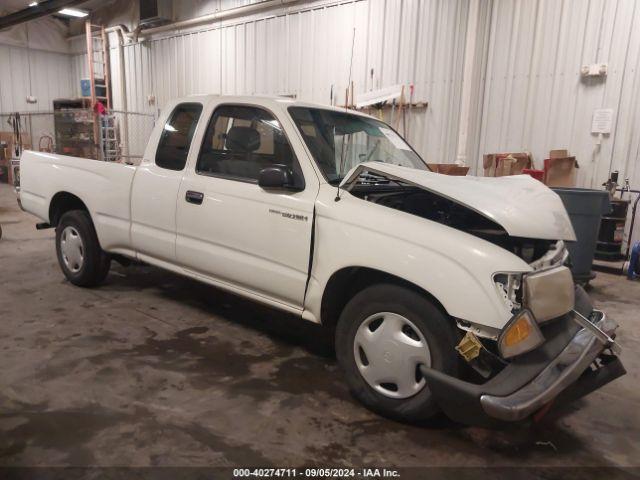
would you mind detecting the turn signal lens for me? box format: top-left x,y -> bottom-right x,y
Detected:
498,310 -> 545,359
502,316 -> 532,347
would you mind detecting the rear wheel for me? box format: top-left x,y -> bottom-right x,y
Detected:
55,210 -> 110,287
335,283 -> 459,422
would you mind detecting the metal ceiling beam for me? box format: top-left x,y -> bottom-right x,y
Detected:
0,0 -> 86,30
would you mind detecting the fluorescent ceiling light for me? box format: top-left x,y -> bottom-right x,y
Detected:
58,8 -> 88,17
29,2 -> 38,6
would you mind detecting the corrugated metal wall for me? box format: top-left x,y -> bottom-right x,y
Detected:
42,0 -> 640,196
0,45 -> 74,113
0,44 -> 74,149
6,0 -> 640,244
0,16 -> 74,115
474,0 -> 640,193
70,0 -> 470,165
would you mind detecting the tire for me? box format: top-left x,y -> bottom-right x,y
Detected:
55,210 -> 110,287
335,283 -> 459,423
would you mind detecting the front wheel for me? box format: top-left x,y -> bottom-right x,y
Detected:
55,210 -> 110,287
335,283 -> 459,422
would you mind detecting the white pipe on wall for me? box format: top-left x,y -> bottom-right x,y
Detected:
70,0 -> 302,43
456,0 -> 480,166
114,28 -> 129,158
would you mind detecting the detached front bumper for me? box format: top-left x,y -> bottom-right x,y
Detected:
421,287 -> 625,426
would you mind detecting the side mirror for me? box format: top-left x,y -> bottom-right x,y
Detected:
258,165 -> 301,191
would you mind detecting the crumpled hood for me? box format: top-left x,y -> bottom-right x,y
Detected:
341,162 -> 577,241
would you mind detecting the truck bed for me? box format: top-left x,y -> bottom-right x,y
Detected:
19,151 -> 137,252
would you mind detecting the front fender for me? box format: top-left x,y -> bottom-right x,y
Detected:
305,188 -> 532,331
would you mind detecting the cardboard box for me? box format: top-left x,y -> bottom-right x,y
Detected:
483,152 -> 532,177
549,149 -> 568,159
427,163 -> 469,176
483,154 -> 496,176
544,157 -> 578,187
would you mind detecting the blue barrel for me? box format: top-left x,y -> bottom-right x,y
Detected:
552,188 -> 610,284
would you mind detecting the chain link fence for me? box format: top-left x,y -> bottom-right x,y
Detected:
110,111 -> 156,163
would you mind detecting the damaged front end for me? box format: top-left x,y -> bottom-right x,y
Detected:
421,286 -> 625,425
441,241 -> 625,425
342,164 -> 625,425
441,244 -> 624,425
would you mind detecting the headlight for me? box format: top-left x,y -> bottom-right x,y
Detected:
498,309 -> 545,358
523,266 -> 574,322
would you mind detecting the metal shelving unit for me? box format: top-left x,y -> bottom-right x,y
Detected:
53,98 -> 99,159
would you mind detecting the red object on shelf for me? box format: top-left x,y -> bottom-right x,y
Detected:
523,168 -> 544,182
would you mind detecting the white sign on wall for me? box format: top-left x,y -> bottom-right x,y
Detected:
592,108 -> 614,134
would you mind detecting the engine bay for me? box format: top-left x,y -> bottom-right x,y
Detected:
351,180 -> 554,264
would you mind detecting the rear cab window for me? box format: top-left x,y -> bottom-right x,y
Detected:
155,103 -> 203,171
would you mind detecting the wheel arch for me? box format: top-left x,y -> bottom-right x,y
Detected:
320,266 -> 454,332
49,191 -> 89,226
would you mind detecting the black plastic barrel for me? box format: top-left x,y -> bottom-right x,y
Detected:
596,199 -> 629,260
552,188 -> 610,284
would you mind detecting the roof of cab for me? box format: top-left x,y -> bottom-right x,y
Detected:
180,94 -> 374,118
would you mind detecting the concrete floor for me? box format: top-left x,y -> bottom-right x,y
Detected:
0,182 -> 639,472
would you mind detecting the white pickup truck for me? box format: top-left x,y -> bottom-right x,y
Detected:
18,95 -> 624,425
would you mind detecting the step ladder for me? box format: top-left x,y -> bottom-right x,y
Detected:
85,21 -> 113,161
100,115 -> 119,162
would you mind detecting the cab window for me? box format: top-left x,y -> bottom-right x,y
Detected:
196,105 -> 303,187
155,103 -> 203,171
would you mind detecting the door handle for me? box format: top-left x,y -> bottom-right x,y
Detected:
185,190 -> 204,205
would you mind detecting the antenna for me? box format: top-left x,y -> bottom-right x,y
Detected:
335,27 -> 357,202
346,27 -> 356,110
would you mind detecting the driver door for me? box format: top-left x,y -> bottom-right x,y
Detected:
176,104 -> 319,310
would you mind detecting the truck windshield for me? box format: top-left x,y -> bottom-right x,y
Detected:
288,106 -> 428,184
